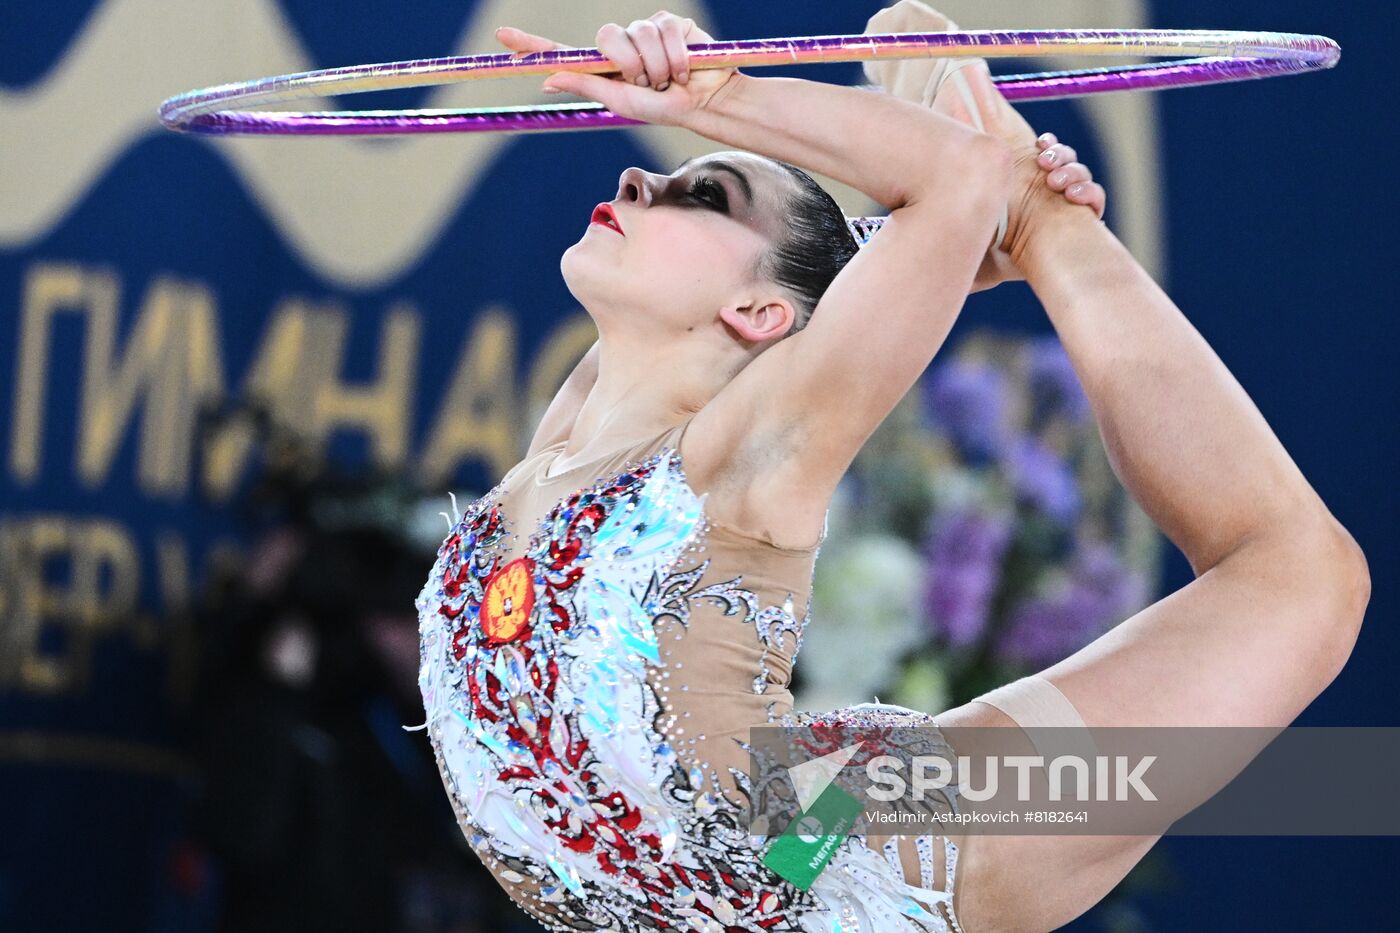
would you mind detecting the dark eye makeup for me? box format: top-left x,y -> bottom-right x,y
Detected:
685,175 -> 729,213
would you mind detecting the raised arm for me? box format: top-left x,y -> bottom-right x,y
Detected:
682,70 -> 1008,445
533,13 -> 1010,514
501,15 -> 1005,508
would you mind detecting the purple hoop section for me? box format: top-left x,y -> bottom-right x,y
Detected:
157,29 -> 1338,246
159,29 -> 1340,138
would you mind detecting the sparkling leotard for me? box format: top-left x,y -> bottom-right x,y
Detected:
415,415 -> 966,932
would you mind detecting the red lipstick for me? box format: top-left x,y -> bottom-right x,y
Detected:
590,202 -> 624,235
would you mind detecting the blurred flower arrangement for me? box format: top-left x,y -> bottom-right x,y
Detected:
797,330 -> 1161,716
798,330 -> 1174,929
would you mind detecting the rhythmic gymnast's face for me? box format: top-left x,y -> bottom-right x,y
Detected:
561,150 -> 801,344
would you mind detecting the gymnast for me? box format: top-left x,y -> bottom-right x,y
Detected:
415,4 -> 1370,930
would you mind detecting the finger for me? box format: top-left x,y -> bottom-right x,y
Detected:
1038,142 -> 1077,168
596,22 -> 646,85
495,26 -> 564,56
651,13 -> 691,84
1069,181 -> 1107,219
627,19 -> 671,89
1067,181 -> 1107,219
542,71 -> 641,112
1038,141 -> 1077,169
1037,131 -> 1057,149
673,13 -> 714,45
1046,162 -> 1092,192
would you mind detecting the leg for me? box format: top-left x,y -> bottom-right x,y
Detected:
851,5 -> 1368,927
861,11 -> 1366,922
936,699 -> 1156,933
917,138 -> 1369,933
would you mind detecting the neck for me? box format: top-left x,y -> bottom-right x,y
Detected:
562,330 -> 740,458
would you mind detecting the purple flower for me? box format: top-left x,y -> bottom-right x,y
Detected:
992,598 -> 1076,669
1009,437 -> 1080,525
1074,542 -> 1150,610
994,543 -> 1148,668
1028,338 -> 1091,425
923,361 -> 1010,464
921,509 -> 1013,647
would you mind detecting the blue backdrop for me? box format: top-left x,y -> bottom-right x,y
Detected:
1,1 -> 1393,930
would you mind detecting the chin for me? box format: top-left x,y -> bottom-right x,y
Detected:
560,247 -> 624,321
559,244 -> 598,301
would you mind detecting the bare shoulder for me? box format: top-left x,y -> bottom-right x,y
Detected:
680,337 -> 845,549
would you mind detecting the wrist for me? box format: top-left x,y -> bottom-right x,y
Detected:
1007,184 -> 1109,274
680,69 -> 750,133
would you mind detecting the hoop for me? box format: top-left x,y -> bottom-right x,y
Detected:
157,28 -> 1339,243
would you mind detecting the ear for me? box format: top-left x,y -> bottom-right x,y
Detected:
718,294 -> 797,344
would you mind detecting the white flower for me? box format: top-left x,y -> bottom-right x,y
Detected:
927,464 -> 988,512
796,534 -> 927,711
889,655 -> 950,717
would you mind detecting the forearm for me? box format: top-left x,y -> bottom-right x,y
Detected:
1019,208 -> 1333,572
684,72 -> 1001,210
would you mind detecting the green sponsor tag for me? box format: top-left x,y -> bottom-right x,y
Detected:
761,781 -> 864,890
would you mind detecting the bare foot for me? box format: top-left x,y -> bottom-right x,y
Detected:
862,1 -> 1107,289
862,0 -> 968,108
